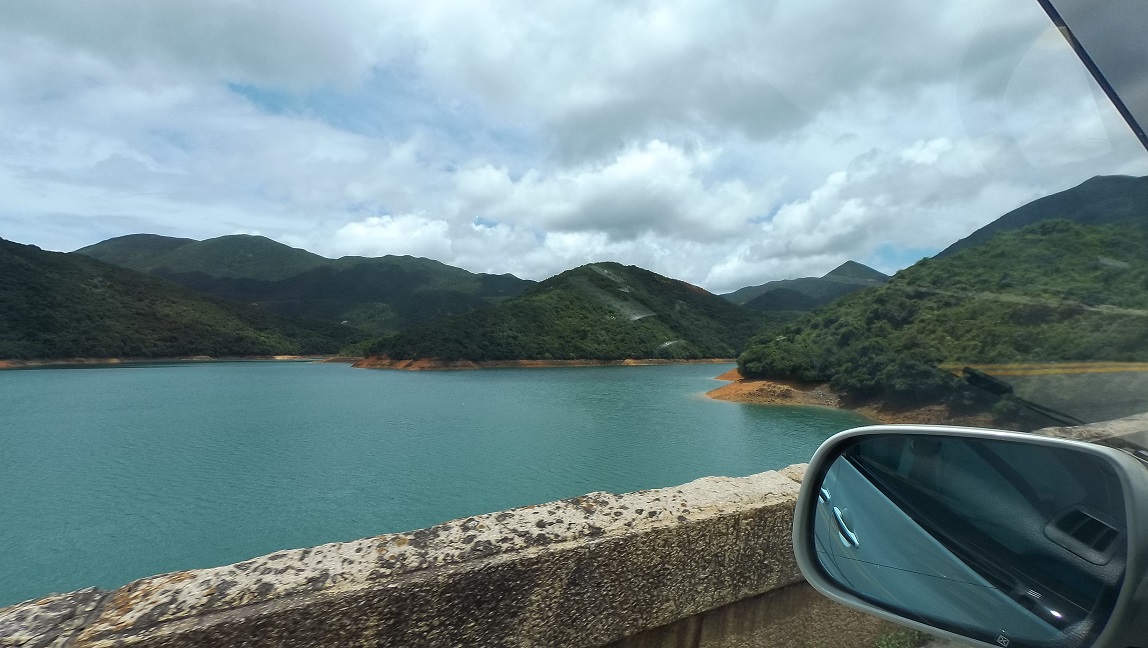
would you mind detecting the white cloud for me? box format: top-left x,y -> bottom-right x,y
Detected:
0,0 -> 1146,294
900,138 -> 956,166
332,214 -> 452,260
0,1 -> 404,90
452,140 -> 770,241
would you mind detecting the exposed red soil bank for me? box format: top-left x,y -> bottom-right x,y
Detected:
705,370 -> 840,409
705,369 -> 996,427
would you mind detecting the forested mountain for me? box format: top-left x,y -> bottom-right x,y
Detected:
939,175 -> 1148,256
737,219 -> 1148,413
72,233 -> 197,270
76,234 -> 330,281
724,261 -> 888,310
367,263 -> 765,361
743,287 -> 821,312
0,238 -> 363,359
76,234 -> 534,334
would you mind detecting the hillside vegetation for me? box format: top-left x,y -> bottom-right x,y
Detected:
939,174 -> 1148,256
0,238 -> 363,359
76,234 -> 329,281
368,263 -> 766,361
738,219 -> 1148,410
76,234 -> 534,334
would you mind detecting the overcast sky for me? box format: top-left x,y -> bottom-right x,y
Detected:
2,1 -> 1146,292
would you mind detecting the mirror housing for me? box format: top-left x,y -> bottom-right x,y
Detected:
792,425 -> 1148,648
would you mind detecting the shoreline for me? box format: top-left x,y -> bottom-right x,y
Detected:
705,369 -> 841,409
0,355 -> 731,372
0,355 -> 336,370
2,354 -> 999,426
352,357 -> 735,370
705,369 -> 997,427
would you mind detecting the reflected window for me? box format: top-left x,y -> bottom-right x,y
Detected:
814,435 -> 1126,648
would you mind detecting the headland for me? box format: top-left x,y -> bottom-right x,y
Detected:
705,369 -> 997,427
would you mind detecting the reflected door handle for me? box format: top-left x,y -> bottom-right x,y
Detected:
819,487 -> 831,504
833,506 -> 859,547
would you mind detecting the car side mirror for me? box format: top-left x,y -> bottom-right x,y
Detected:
792,425 -> 1148,648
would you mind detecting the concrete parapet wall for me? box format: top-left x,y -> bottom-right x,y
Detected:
1,464 -> 895,648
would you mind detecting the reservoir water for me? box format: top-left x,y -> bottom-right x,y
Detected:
0,361 -> 870,607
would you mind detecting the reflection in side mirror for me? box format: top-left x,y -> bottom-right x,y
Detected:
793,427 -> 1148,648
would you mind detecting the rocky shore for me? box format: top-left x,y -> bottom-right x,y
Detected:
705,369 -> 840,408
705,369 -> 997,427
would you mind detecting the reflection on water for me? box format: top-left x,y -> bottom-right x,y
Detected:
0,362 -> 869,606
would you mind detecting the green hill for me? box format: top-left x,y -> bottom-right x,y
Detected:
75,234 -> 535,334
77,234 -> 330,281
737,219 -> 1148,414
72,233 -> 197,269
938,175 -> 1148,256
156,259 -> 532,334
742,287 -> 821,312
724,260 -> 888,308
367,263 -> 765,361
0,238 -> 364,360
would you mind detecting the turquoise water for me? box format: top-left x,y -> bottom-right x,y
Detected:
0,361 -> 870,607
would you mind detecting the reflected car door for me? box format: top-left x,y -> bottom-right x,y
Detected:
814,457 -> 1063,644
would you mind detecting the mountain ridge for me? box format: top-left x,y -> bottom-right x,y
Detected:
77,234 -> 329,281
724,260 -> 889,311
938,174 -> 1148,256
1,237 -> 363,360
366,262 -> 766,362
76,233 -> 536,334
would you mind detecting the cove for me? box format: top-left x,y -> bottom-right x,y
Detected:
0,361 -> 870,607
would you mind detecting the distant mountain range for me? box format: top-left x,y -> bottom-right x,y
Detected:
368,263 -> 765,362
0,238 -> 362,360
76,234 -> 534,334
9,173 -> 1146,369
723,260 -> 889,311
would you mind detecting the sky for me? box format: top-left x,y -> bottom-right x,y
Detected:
1,1 -> 1146,293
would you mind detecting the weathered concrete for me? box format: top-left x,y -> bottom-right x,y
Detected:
0,463 -> 894,648
1038,412 -> 1148,446
607,581 -> 905,648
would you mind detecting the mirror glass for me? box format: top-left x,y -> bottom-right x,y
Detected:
812,435 -> 1126,648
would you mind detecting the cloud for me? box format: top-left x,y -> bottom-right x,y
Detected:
399,0 -> 1066,160
452,140 -> 773,241
0,1 -> 403,90
332,214 -> 452,259
703,133 -> 1064,290
1,0 -> 1146,294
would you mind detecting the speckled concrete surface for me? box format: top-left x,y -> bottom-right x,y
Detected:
1038,412 -> 1148,447
2,467 -> 809,647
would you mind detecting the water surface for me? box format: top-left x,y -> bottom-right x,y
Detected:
0,361 -> 870,606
